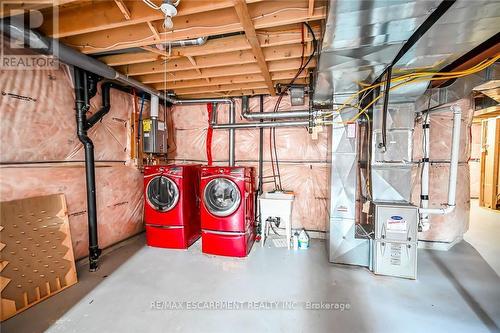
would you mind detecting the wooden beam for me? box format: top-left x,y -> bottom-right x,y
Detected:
232,0 -> 274,95
308,0 -> 315,17
61,3 -> 326,54
116,44 -> 312,76
136,58 -> 316,84
41,0 -> 263,38
0,0 -> 81,18
146,21 -> 161,41
140,46 -> 169,57
153,70 -> 308,90
98,52 -> 160,67
114,0 -> 131,20
169,78 -> 307,95
186,56 -> 202,76
97,29 -> 319,66
177,89 -> 271,98
474,106 -> 500,119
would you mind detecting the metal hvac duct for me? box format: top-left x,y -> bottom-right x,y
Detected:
320,0 -> 500,266
1,16 -> 174,102
156,36 -> 208,50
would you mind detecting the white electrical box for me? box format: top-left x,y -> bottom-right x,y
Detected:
372,202 -> 418,279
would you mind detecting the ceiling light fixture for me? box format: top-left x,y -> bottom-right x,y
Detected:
160,0 -> 179,30
142,0 -> 180,30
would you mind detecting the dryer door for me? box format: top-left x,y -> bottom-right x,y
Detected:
203,178 -> 241,217
146,176 -> 179,212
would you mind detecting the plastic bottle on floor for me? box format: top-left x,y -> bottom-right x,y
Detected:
292,232 -> 299,250
298,229 -> 309,249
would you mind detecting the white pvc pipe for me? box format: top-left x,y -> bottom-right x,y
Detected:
150,95 -> 159,118
420,113 -> 431,231
419,104 -> 461,217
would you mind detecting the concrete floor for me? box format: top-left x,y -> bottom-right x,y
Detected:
3,204 -> 499,333
465,199 -> 500,276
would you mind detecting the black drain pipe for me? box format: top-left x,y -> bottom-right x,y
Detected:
74,67 -> 114,271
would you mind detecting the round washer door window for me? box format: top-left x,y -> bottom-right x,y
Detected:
203,178 -> 241,217
146,176 -> 179,212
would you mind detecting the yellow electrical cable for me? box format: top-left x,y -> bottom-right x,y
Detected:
320,54 -> 499,121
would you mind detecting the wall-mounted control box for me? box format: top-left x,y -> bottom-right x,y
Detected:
143,118 -> 167,154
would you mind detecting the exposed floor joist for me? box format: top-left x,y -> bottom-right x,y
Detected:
232,0 -> 275,95
97,27 -> 319,66
60,3 -> 326,54
14,0 -> 326,98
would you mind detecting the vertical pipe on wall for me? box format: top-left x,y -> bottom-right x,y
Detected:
420,112 -> 431,231
229,101 -> 236,166
419,104 -> 462,217
73,67 -> 101,271
258,95 -> 264,195
150,94 -> 159,118
174,98 -> 235,166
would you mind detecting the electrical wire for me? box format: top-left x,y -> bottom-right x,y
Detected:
142,0 -> 161,10
321,54 -> 500,123
268,22 -> 317,191
67,7 -> 323,52
323,55 -> 499,118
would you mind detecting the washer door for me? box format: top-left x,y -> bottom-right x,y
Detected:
203,178 -> 241,217
146,176 -> 179,212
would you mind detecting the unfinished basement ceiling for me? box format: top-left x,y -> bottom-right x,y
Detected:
18,0 -> 327,99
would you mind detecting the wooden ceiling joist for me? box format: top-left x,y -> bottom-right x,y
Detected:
152,70 -> 308,90
232,0 -> 274,95
41,0 -> 263,38
97,28 -> 319,66
170,78 -> 307,95
146,21 -> 161,41
28,0 -> 324,98
0,0 -> 80,18
60,2 -> 325,54
177,89 -> 270,98
116,44 -> 313,76
136,58 -> 316,84
113,0 -> 131,20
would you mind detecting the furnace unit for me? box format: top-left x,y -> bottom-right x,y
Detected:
372,203 -> 418,279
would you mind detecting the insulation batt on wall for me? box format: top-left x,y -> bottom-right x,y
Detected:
412,98 -> 473,244
168,96 -> 329,232
0,49 -> 144,259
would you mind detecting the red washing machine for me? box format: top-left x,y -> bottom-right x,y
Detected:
144,164 -> 201,249
200,166 -> 256,257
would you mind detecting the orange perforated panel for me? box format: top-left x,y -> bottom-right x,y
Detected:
0,194 -> 77,321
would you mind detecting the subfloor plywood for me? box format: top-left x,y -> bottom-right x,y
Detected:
0,194 -> 77,321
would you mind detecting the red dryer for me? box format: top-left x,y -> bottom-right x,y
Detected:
200,166 -> 256,257
144,164 -> 201,249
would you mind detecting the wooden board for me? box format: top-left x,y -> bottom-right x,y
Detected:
479,117 -> 500,209
0,194 -> 77,321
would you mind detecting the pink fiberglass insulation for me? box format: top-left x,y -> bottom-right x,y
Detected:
412,98 -> 473,244
413,98 -> 474,163
169,96 -> 328,231
0,51 -> 143,258
0,65 -> 133,163
0,166 -> 143,259
412,163 -> 470,243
